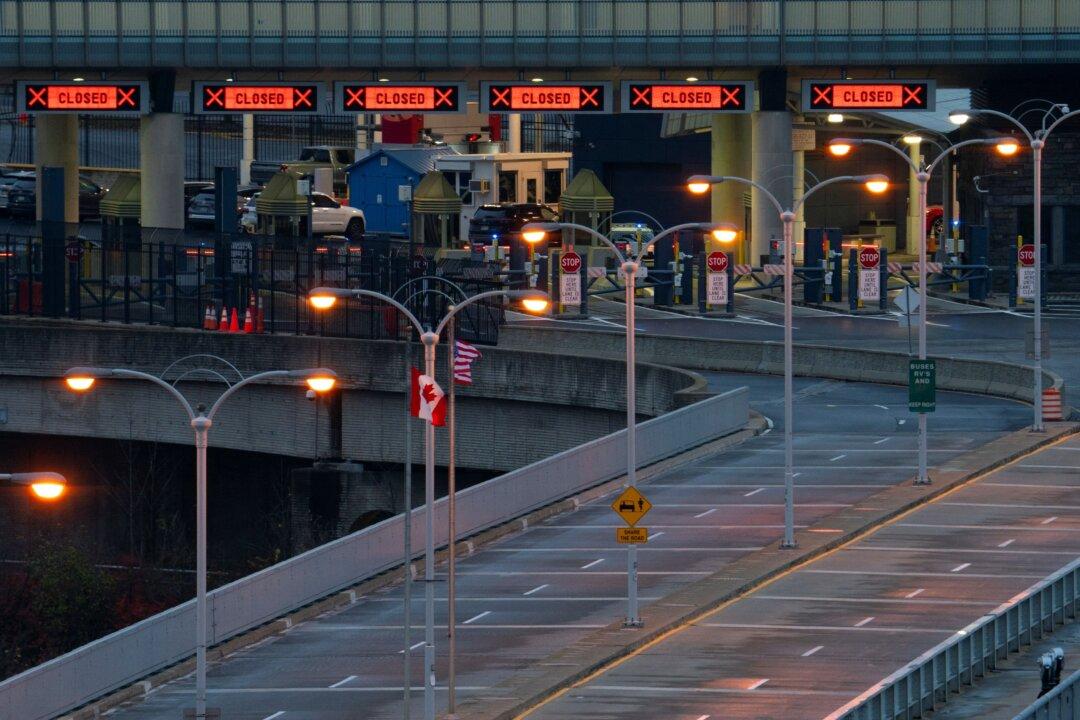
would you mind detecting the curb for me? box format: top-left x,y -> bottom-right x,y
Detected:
57,414 -> 768,720
451,421 -> 1080,720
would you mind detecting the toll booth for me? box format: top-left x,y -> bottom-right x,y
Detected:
411,171 -> 462,253
99,175 -> 141,248
254,171 -> 310,242
559,169 -> 613,250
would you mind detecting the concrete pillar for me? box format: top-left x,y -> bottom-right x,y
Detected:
907,140 -> 922,253
140,113 -> 185,230
534,113 -> 543,152
34,115 -> 79,223
710,114 -> 751,262
751,112 -> 793,263
508,113 -> 522,153
240,114 -> 254,186
793,146 -> 806,248
355,114 -> 369,152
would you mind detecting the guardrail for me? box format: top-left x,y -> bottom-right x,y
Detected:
1013,668 -> 1080,720
826,556 -> 1080,720
0,386 -> 748,720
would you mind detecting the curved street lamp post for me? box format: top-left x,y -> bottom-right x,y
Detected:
64,364 -> 338,720
0,472 -> 68,500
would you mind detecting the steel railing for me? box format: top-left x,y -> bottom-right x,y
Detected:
1013,668 -> 1080,720
828,557 -> 1080,720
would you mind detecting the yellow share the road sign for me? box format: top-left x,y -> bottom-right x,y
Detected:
616,527 -> 648,544
611,486 -> 652,526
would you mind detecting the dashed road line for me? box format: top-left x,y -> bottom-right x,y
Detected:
743,488 -> 765,497
581,559 -> 605,570
829,455 -> 847,462
1043,516 -> 1059,525
905,588 -> 925,599
951,563 -> 971,573
329,675 -> 357,688
998,539 -> 1016,548
874,437 -> 891,444
853,617 -> 875,627
693,508 -> 717,519
398,641 -> 424,654
462,611 -> 492,625
523,584 -> 549,596
802,645 -> 824,657
261,712 -> 286,720
748,679 -> 769,690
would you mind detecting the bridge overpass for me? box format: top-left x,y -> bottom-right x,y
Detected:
0,0 -> 1077,69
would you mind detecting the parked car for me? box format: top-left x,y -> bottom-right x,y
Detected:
239,193 -> 259,233
468,203 -> 559,248
186,185 -> 261,227
7,175 -> 105,220
184,181 -> 215,206
0,170 -> 35,213
242,192 -> 365,240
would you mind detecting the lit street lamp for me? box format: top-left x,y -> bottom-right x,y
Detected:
0,472 -> 68,500
64,364 -> 337,720
308,286 -> 550,720
827,136 -> 1017,483
519,219 -> 733,627
949,105 -> 1080,431
686,173 -> 890,547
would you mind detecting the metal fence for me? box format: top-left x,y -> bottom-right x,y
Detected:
0,385 -> 749,720
828,556 -> 1080,720
1014,668 -> 1080,720
0,232 -> 506,344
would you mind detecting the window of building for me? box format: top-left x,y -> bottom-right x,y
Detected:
526,178 -> 538,203
498,171 -> 518,203
544,169 -> 564,204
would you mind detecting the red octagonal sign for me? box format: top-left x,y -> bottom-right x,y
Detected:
560,251 -> 582,274
858,246 -> 880,270
1018,244 -> 1035,267
707,251 -> 729,273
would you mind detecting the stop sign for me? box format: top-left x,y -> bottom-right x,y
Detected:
706,251 -> 729,273
64,241 -> 83,263
560,251 -> 582,274
1018,244 -> 1036,267
858,246 -> 880,270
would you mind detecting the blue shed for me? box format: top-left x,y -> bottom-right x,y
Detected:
345,145 -> 461,235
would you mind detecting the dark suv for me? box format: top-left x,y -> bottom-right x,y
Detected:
8,175 -> 105,220
468,203 -> 558,248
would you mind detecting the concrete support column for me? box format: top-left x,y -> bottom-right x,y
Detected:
710,114 -> 751,262
508,113 -> 522,153
751,111 -> 793,263
793,146 -> 806,247
240,114 -> 254,186
34,115 -> 79,223
907,141 -> 922,253
355,114 -> 369,152
140,113 -> 186,230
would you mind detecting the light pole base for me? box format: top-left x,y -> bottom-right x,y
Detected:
182,709 -> 222,720
623,618 -> 644,629
914,477 -> 932,486
1030,426 -> 1047,434
780,541 -> 797,550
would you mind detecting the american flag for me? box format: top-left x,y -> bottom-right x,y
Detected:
454,339 -> 482,385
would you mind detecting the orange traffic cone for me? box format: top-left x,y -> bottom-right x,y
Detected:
229,308 -> 240,333
243,307 -> 254,333
219,307 -> 229,332
256,297 -> 265,334
203,304 -> 214,330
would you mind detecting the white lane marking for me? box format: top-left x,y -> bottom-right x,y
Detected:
484,547 -> 759,553
261,713 -> 286,720
744,488 -> 765,497
905,588 -> 925,599
694,508 -> 717,519
523,584 -> 549,596
899,522 -> 1080,533
188,686 -> 492,694
807,569 -> 1043,579
829,454 -> 847,462
701,622 -> 950,634
380,597 -> 663,603
851,545 -> 1074,556
748,679 -> 769,690
951,563 -> 971,573
660,503 -> 849,508
802,645 -> 824,657
455,571 -> 710,576
306,624 -> 607,630
998,539 -> 1016,548
398,641 -> 425,653
1043,516 -> 1059,525
581,559 -> 605,570
941,502 -> 1080,510
462,611 -> 492,625
698,465 -> 929,470
755,595 -> 994,607
585,683 -> 850,697
329,675 -> 357,688
651,531 -> 666,539
874,437 -> 891,445
874,405 -> 889,410
987,483 -> 1080,489
695,716 -> 711,720
649,484 -> 883,489
1018,465 -> 1080,470
854,617 -> 875,627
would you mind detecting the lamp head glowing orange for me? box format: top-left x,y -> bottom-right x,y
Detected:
30,481 -> 66,500
864,177 -> 889,194
827,140 -> 853,157
687,181 -> 711,195
711,224 -> 738,244
65,375 -> 96,392
4,472 -> 68,501
309,293 -> 338,310
306,375 -> 337,393
995,139 -> 1020,156
521,297 -> 550,314
522,229 -> 547,244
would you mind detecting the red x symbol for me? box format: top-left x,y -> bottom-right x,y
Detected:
902,85 -> 923,107
117,87 -> 136,108
812,85 -> 831,107
27,87 -> 46,108
580,87 -> 600,108
293,88 -> 313,108
720,87 -> 740,107
205,87 -> 225,108
434,87 -> 454,109
345,87 -> 364,108
491,87 -> 511,108
630,87 -> 650,107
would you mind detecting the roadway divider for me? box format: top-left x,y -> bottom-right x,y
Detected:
827,556 -> 1080,720
0,387 -> 749,720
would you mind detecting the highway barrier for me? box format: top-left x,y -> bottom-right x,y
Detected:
826,556 -> 1080,720
0,386 -> 748,720
1013,668 -> 1080,720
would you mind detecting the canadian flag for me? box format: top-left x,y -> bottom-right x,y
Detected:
410,369 -> 446,427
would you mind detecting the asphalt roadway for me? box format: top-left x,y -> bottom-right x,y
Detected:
104,375 -> 1032,720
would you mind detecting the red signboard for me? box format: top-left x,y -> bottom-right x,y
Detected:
482,83 -> 611,113
707,252 -> 729,273
858,246 -> 881,270
560,251 -> 582,274
19,81 -> 147,114
623,82 -> 750,113
1018,244 -> 1036,267
337,83 -> 464,113
64,242 -> 83,263
195,82 -> 323,114
803,80 -> 934,112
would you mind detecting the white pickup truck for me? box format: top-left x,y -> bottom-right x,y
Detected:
242,192 -> 366,240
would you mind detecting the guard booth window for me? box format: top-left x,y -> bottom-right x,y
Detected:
499,171 -> 518,203
544,169 -> 563,204
526,178 -> 538,203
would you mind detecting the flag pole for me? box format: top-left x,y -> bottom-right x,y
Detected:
446,316 -> 458,718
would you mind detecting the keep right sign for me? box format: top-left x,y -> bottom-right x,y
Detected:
858,246 -> 880,302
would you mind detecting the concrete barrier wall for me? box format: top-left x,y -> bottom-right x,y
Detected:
500,326 -> 1065,406
0,387 -> 749,720
0,320 -> 703,471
